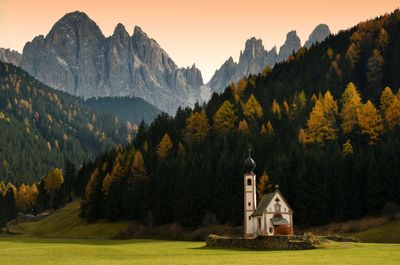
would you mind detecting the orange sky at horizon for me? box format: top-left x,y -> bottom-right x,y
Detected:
0,0 -> 399,81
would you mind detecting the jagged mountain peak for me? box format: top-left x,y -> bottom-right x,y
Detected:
208,25 -> 329,93
19,12 -> 210,114
304,24 -> 331,48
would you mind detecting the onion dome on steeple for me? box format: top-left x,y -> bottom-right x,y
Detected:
244,148 -> 256,173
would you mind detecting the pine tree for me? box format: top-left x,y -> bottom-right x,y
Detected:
341,82 -> 362,134
213,100 -> 237,135
243,94 -> 263,119
184,110 -> 210,143
238,119 -> 250,134
177,142 -> 185,158
81,168 -> 104,221
157,133 -> 173,160
358,101 -> 383,144
366,49 -> 384,90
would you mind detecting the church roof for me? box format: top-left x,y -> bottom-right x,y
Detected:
271,215 -> 290,225
250,189 -> 293,217
250,192 -> 275,217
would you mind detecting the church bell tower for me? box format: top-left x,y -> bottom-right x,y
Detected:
243,149 -> 256,237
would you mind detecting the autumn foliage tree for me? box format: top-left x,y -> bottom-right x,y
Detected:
44,168 -> 64,209
157,133 -> 173,160
341,82 -> 362,135
243,94 -> 263,120
213,100 -> 237,135
184,110 -> 210,143
358,101 -> 383,144
305,91 -> 338,143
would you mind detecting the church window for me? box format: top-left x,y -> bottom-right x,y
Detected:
247,178 -> 252,186
274,198 -> 281,212
269,227 -> 273,234
258,218 -> 261,229
248,202 -> 251,206
249,216 -> 251,220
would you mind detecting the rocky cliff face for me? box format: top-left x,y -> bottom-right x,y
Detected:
277,31 -> 301,62
20,11 -> 210,114
304,24 -> 331,48
208,25 -> 330,93
0,48 -> 21,66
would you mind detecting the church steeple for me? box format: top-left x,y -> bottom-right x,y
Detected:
243,148 -> 257,237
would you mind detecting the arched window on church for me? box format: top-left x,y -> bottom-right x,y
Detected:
247,178 -> 252,186
274,198 -> 281,212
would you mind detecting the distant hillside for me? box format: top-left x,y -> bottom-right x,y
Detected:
0,62 -> 134,183
84,96 -> 158,125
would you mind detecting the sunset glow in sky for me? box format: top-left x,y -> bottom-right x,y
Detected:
0,0 -> 399,81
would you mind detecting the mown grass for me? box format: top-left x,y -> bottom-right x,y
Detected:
8,201 -> 130,239
0,236 -> 399,265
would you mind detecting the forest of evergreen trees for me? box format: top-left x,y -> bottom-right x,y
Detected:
0,62 -> 135,183
77,10 -> 400,228
2,10 -> 400,229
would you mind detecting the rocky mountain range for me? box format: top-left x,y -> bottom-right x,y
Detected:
208,24 -> 330,93
0,12 -> 330,112
17,11 -> 210,114
0,48 -> 21,66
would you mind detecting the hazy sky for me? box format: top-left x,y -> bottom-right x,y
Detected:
0,0 -> 399,81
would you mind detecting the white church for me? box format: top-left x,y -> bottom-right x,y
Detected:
243,151 -> 294,237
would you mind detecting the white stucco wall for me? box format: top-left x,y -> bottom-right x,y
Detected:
244,173 -> 256,236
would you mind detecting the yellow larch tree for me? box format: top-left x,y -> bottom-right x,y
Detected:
271,99 -> 281,119
385,96 -> 400,129
305,90 -> 338,143
266,120 -> 274,135
238,119 -> 250,134
257,171 -> 272,203
341,82 -> 362,134
380,87 -> 395,116
342,140 -> 354,157
298,128 -> 307,145
184,110 -> 210,143
157,133 -> 173,160
358,100 -> 383,144
243,94 -> 263,120
213,100 -> 237,135
130,150 -> 147,181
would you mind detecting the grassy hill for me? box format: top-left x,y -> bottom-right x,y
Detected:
346,219 -> 400,243
7,201 -> 130,239
308,214 -> 400,243
0,236 -> 399,265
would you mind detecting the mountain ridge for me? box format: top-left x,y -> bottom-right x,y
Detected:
18,11 -> 210,115
207,24 -> 331,93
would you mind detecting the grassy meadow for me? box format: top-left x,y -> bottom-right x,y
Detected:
4,201 -> 400,264
0,236 -> 399,265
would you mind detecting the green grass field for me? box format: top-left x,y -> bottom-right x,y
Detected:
8,201 -> 130,239
346,219 -> 400,243
0,236 -> 399,265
